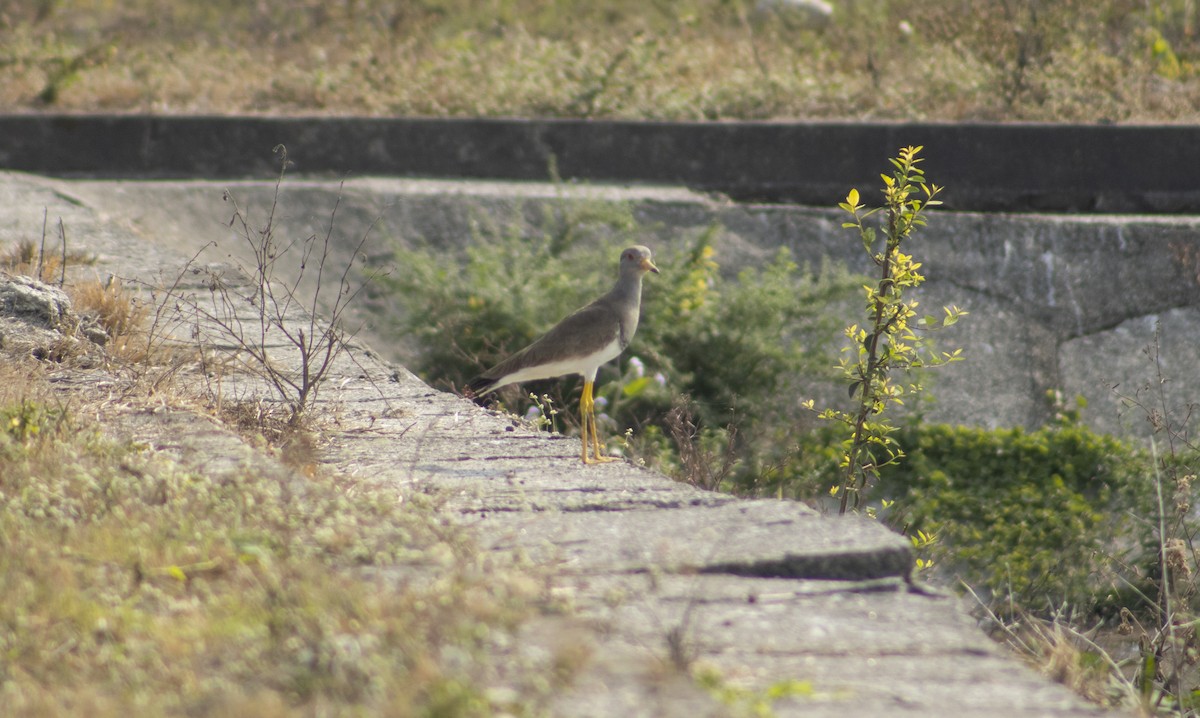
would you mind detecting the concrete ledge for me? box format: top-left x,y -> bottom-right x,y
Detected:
3,114 -> 1200,213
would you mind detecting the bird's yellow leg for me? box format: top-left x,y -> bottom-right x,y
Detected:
589,402 -> 609,462
579,381 -> 592,463
582,381 -> 617,463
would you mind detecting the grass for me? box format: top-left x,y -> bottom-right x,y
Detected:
3,0 -> 1200,123
68,276 -> 151,358
0,245 -> 561,716
1,235 -> 95,286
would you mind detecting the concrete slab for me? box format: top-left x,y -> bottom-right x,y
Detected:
471,501 -> 912,581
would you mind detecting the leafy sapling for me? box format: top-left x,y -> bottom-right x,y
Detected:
806,146 -> 966,515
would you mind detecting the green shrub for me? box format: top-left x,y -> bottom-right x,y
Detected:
383,198 -> 859,483
781,407 -> 1156,615
884,419 -> 1152,611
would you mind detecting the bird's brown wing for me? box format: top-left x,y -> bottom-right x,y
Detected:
478,300 -> 621,382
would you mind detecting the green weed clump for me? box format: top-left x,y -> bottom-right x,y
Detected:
384,200 -> 857,485
0,398 -> 66,448
882,417 -> 1150,613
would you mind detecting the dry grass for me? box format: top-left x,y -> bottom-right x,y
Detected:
0,362 -> 554,715
2,237 -> 163,365
69,276 -> 144,340
665,396 -> 740,492
67,275 -> 151,359
0,236 -> 95,286
1028,624 -> 1127,709
2,0 -> 1199,123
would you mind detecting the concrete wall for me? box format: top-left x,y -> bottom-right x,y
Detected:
6,115 -> 1200,213
58,176 -> 1200,441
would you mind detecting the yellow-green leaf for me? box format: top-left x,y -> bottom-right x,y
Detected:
622,376 -> 652,398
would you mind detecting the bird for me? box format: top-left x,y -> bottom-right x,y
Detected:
465,245 -> 660,464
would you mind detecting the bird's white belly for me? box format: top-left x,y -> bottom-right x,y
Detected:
504,337 -> 623,385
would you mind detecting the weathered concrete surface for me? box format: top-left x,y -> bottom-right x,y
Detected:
0,170 -> 1118,715
55,174 -> 1200,440
547,573 -> 1101,717
469,501 -> 913,580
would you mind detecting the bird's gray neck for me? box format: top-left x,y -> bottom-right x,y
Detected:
611,272 -> 644,347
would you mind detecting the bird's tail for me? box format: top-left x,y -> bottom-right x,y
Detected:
463,376 -> 497,405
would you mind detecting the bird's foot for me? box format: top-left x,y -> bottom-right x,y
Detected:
585,453 -> 619,464
585,439 -> 620,464
581,439 -> 618,464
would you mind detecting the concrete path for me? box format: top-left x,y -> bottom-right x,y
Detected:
0,170 -> 1117,716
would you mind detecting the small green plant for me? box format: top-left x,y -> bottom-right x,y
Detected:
0,399 -> 64,448
809,145 -> 964,515
693,665 -> 814,717
1144,1 -> 1198,81
525,392 -> 561,432
36,43 -> 115,105
908,527 -> 938,573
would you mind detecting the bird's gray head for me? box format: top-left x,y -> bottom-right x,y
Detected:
620,245 -> 660,277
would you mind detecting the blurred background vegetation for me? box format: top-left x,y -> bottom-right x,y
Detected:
3,0 -> 1199,122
